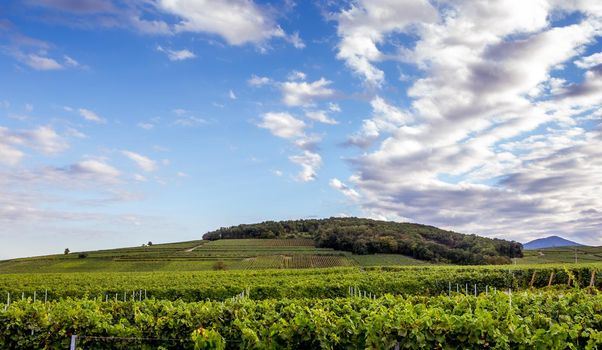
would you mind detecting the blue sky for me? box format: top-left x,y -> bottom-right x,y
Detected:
1,0 -> 601,259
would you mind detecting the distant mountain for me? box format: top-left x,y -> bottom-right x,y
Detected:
523,235 -> 584,250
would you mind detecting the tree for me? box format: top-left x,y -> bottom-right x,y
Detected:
147,241 -> 153,246
64,248 -> 70,255
212,261 -> 227,270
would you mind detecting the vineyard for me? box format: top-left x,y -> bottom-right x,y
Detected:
2,289 -> 602,349
3,241 -> 602,348
0,239 -> 360,273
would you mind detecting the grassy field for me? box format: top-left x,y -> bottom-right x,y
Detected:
3,238 -> 602,274
517,246 -> 602,264
0,239 -> 374,273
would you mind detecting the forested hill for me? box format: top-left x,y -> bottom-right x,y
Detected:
202,218 -> 523,265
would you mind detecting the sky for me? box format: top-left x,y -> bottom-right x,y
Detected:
0,0 -> 601,259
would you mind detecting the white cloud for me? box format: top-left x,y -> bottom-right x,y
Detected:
328,102 -> 341,113
289,150 -> 321,182
336,0 -> 438,86
248,75 -> 272,86
137,122 -> 154,130
287,70 -> 306,81
0,125 -> 68,164
305,110 -> 338,125
287,31 -> 305,49
24,54 -> 63,70
156,45 -> 196,61
280,77 -> 335,106
258,112 -> 306,139
329,178 -> 360,200
228,89 -> 237,100
157,0 -> 285,45
348,96 -> 412,147
69,159 -> 121,180
63,55 -> 80,67
575,52 -> 602,69
0,144 -> 24,166
78,108 -> 106,123
173,116 -> 206,127
121,151 -> 158,172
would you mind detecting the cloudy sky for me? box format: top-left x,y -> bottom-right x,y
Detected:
0,0 -> 601,259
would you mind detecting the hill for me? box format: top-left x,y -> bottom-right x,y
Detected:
523,235 -> 584,250
203,217 -> 523,265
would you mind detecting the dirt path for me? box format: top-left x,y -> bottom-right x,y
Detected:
184,244 -> 204,252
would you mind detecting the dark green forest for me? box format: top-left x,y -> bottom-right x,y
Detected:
202,217 -> 523,265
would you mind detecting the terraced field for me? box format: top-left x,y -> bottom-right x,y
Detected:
0,239 -> 363,273
517,246 -> 602,264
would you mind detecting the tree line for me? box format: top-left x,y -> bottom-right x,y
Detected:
202,217 -> 523,265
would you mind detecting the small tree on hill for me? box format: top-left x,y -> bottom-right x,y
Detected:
64,248 -> 70,255
148,241 -> 153,246
212,261 -> 226,271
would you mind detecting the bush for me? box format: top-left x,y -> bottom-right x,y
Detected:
78,253 -> 88,259
212,261 -> 227,271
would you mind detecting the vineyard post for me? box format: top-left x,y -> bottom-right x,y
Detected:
590,270 -> 596,287
548,272 -> 555,287
33,291 -> 36,303
456,284 -> 459,293
465,284 -> 468,295
474,284 -> 477,297
529,272 -> 537,288
69,335 -> 78,350
139,290 -> 142,302
45,289 -> 47,303
509,288 -> 512,307
5,292 -> 9,310
115,293 -> 117,302
123,292 -> 126,302
21,292 -> 24,300
145,289 -> 147,299
486,285 -> 488,296
132,290 -> 135,301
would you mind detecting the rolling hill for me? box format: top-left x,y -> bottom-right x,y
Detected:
203,217 -> 523,265
0,218 -> 524,273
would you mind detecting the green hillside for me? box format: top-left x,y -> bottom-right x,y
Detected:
517,246 -> 602,264
203,217 -> 523,264
0,237 -> 433,273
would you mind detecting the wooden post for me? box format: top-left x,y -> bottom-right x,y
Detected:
590,270 -> 596,287
33,291 -> 36,303
70,335 -> 78,350
548,272 -> 555,287
44,289 -> 47,303
529,271 -> 537,288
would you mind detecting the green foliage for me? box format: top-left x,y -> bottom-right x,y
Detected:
1,264 -> 600,301
203,217 -> 523,265
192,328 -> 225,350
2,290 -> 602,349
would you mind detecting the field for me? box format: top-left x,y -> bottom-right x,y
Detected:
518,246 -> 602,264
3,240 -> 602,349
0,238 -> 431,273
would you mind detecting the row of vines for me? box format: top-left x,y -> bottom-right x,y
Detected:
2,289 -> 602,349
0,265 -> 599,301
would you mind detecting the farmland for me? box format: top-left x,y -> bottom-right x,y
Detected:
3,239 -> 602,348
0,239 -> 365,273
